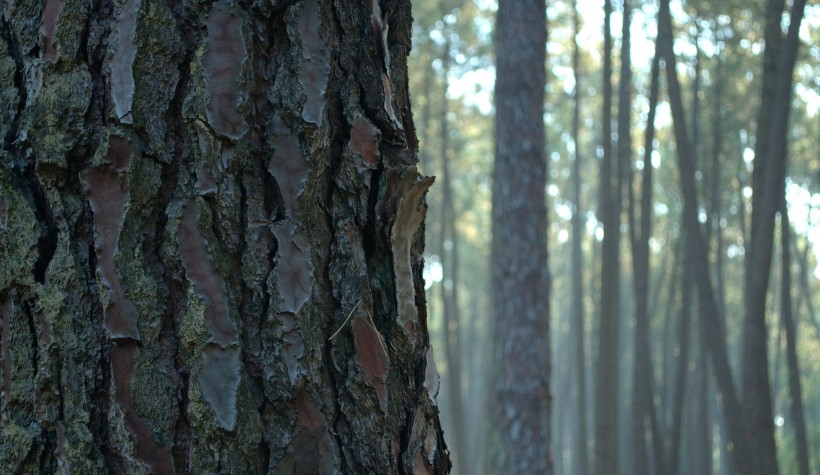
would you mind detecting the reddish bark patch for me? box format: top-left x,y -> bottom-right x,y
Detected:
204,1 -> 248,139
290,391 -> 336,474
177,199 -> 237,347
349,115 -> 380,168
268,134 -> 307,215
111,342 -> 174,474
107,135 -> 133,172
352,314 -> 388,411
81,145 -> 140,339
271,222 -> 314,314
414,449 -> 433,475
199,345 -> 241,430
298,0 -> 330,126
1,294 -> 12,407
39,0 -> 63,62
110,0 -> 139,123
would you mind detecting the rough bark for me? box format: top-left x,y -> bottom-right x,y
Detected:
0,1 -> 449,473
594,0 -> 619,473
491,0 -> 550,473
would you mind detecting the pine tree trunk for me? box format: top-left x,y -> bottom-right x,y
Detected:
0,1 -> 449,473
570,3 -> 588,474
491,0 -> 550,473
594,0 -> 619,472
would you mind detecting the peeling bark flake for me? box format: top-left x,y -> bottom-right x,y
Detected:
204,1 -> 249,139
109,0 -> 140,124
370,0 -> 390,74
199,345 -> 241,431
279,313 -> 304,384
353,314 -> 389,411
349,115 -> 380,168
290,391 -> 337,474
81,142 -> 140,339
382,73 -> 402,128
423,425 -> 438,465
111,343 -> 174,474
39,0 -> 64,62
178,199 -> 238,347
272,222 -> 314,314
424,347 -> 439,404
390,176 -> 434,342
414,448 -> 433,475
268,134 -> 308,215
298,0 -> 330,126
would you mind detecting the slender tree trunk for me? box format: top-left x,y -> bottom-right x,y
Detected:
438,32 -> 469,475
492,1 -> 550,473
668,243 -> 692,475
0,1 -> 449,473
657,1 -> 748,473
628,28 -> 659,475
594,0 -> 619,472
793,234 -> 820,341
742,1 -> 806,471
710,48 -> 726,321
781,208 -> 812,475
570,3 -> 588,474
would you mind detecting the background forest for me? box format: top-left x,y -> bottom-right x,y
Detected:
407,0 -> 819,474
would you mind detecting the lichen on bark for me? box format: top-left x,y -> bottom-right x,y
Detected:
0,1 -> 449,472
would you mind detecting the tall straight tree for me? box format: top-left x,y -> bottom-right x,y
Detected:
628,39 -> 661,475
570,2 -> 589,474
743,1 -> 807,473
491,0 -> 550,473
0,1 -> 449,473
438,28 -> 469,475
594,0 -> 619,473
780,208 -> 812,475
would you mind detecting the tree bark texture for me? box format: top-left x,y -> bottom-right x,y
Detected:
492,0 -> 550,473
0,1 -> 450,473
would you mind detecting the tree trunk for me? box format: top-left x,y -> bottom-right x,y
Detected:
657,1 -> 748,473
0,1 -> 449,473
628,15 -> 659,475
492,0 -> 550,473
742,0 -> 806,471
570,3 -> 588,474
594,0 -> 619,472
780,208 -> 812,475
437,31 -> 468,475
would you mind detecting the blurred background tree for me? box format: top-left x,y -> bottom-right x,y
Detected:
409,0 -> 819,473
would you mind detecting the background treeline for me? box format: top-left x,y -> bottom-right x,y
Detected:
408,0 -> 819,474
